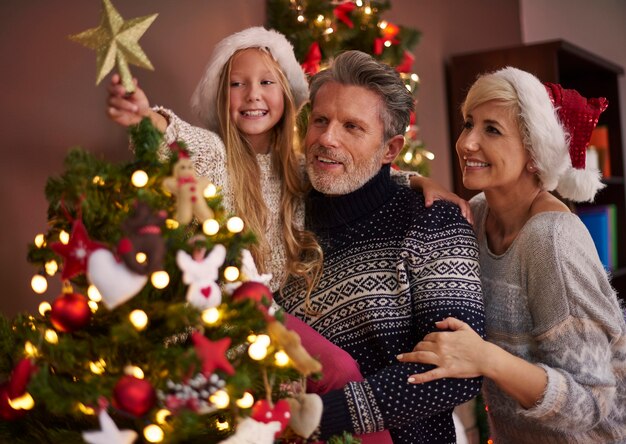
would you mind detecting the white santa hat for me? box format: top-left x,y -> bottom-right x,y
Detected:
190,27 -> 309,133
494,67 -> 608,202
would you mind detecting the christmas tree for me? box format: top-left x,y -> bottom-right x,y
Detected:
0,118 -> 327,443
266,0 -> 432,175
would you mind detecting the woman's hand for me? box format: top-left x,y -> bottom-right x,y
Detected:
397,317 -> 487,383
410,175 -> 473,225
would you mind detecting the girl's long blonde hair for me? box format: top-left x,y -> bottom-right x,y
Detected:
215,48 -> 322,296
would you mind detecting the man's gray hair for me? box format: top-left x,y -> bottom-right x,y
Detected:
309,50 -> 414,142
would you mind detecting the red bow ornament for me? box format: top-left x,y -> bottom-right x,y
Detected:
301,42 -> 322,75
396,50 -> 415,73
333,2 -> 356,28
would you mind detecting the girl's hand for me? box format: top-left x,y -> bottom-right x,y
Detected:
397,317 -> 487,384
411,175 -> 473,225
106,73 -> 152,127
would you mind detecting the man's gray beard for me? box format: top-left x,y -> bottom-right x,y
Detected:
307,146 -> 385,195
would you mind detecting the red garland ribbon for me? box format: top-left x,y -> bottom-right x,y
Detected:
301,42 -> 322,75
396,50 -> 415,73
333,2 -> 356,28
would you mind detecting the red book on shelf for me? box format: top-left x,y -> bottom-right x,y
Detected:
589,126 -> 610,177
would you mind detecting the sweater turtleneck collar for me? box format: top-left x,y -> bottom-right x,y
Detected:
306,164 -> 393,230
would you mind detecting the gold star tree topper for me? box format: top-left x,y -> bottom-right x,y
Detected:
69,0 -> 157,93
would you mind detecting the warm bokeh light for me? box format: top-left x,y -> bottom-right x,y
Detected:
201,307 -> 220,325
8,392 -> 34,410
24,341 -> 38,358
88,300 -> 99,313
216,419 -> 230,431
131,170 -> 149,187
125,365 -> 144,379
151,271 -> 170,289
226,217 -> 244,233
223,266 -> 239,282
248,342 -> 268,361
59,230 -> 70,245
202,219 -> 220,235
203,183 -> 217,198
136,252 -> 147,264
274,350 -> 290,366
38,301 -> 52,316
155,409 -> 171,425
77,402 -> 96,415
34,233 -> 46,248
44,260 -> 58,276
129,310 -> 148,330
255,334 -> 271,347
44,329 -> 59,344
165,218 -> 179,230
87,285 -> 102,302
236,392 -> 255,409
143,424 -> 164,443
31,275 -> 48,294
89,359 -> 106,375
209,390 -> 230,409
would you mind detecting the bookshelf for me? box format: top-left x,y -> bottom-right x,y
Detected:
445,40 -> 625,301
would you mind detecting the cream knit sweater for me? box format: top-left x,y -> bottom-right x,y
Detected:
471,193 -> 626,443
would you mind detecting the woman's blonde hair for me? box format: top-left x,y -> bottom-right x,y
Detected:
216,48 -> 322,297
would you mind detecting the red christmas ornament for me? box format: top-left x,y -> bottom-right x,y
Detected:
50,292 -> 92,333
333,1 -> 356,28
0,359 -> 37,421
251,399 -> 291,437
0,383 -> 26,421
232,281 -> 273,305
191,332 -> 235,376
50,219 -> 105,280
113,375 -> 156,417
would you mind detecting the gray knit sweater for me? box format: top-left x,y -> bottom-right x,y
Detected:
471,193 -> 626,443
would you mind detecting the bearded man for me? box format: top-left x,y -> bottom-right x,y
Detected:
275,50 -> 485,444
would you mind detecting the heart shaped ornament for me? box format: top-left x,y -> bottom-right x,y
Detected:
285,394 -> 323,439
87,249 -> 148,309
250,399 -> 291,437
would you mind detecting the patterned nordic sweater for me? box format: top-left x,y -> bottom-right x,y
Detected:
152,108 -> 415,293
471,193 -> 626,444
276,165 -> 485,443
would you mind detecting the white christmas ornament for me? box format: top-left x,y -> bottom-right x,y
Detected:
176,244 -> 226,309
217,417 -> 281,444
82,410 -> 138,444
285,394 -> 323,439
87,249 -> 148,309
224,249 -> 272,293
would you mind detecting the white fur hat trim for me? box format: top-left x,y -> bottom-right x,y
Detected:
190,27 -> 309,132
493,67 -> 569,192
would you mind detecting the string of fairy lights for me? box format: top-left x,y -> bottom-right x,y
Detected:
22,168 -> 295,442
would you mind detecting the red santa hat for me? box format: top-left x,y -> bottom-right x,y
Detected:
494,67 -> 608,202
